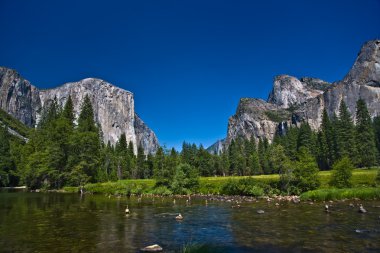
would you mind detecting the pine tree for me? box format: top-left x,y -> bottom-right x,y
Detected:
355,99 -> 377,167
319,109 -> 335,169
220,151 -> 229,176
297,123 -> 313,152
78,95 -> 97,133
67,96 -> 101,185
136,146 -> 146,179
154,147 -> 170,187
166,148 -> 179,176
372,116 -> 380,162
62,95 -> 75,127
283,126 -> 298,161
0,126 -> 14,186
127,141 -> 136,178
293,147 -> 320,192
329,156 -> 354,188
336,101 -> 356,161
269,144 -> 290,174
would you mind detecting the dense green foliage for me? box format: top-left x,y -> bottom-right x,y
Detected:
300,187 -> 380,201
329,157 -> 354,188
80,169 -> 377,198
0,108 -> 30,138
1,98 -> 380,198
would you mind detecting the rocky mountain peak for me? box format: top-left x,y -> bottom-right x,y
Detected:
267,75 -> 329,108
0,67 -> 159,154
342,39 -> 380,86
211,39 -> 380,152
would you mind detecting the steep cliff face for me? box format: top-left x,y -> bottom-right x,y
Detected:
206,138 -> 225,155
0,67 -> 41,127
0,68 -> 159,154
267,75 -> 329,108
218,39 -> 380,150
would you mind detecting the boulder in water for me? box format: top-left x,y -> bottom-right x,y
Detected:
141,244 -> 163,252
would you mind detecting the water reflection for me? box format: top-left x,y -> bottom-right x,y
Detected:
0,191 -> 379,252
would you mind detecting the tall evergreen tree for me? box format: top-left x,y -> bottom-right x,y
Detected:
136,146 -> 146,179
373,116 -> 380,162
319,109 -> 335,169
77,95 -> 97,133
67,96 -> 101,185
293,147 -> 320,192
0,126 -> 14,186
297,122 -> 314,152
154,147 -> 170,187
62,95 -> 75,127
336,101 -> 356,160
355,99 -> 377,167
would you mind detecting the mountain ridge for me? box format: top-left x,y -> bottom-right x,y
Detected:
0,67 -> 159,154
210,39 -> 380,153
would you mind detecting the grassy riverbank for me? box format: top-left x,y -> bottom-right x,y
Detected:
63,168 -> 379,200
300,187 -> 380,201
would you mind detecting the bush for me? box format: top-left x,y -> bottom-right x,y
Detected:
170,163 -> 199,194
301,187 -> 380,201
293,147 -> 320,192
220,177 -> 266,196
329,157 -> 354,188
152,186 -> 172,196
376,169 -> 380,186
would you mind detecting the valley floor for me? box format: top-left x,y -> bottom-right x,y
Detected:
63,168 -> 380,201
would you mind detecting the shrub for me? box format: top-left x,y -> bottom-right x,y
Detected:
170,163 -> 199,194
293,147 -> 320,192
152,186 -> 172,196
329,157 -> 354,188
220,177 -> 266,196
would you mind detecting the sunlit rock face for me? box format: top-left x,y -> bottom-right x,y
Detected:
0,67 -> 41,127
217,39 -> 380,151
0,68 -> 159,154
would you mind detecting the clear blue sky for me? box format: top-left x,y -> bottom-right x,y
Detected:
1,0 -> 379,150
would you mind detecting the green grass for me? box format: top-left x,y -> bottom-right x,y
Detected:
0,108 -> 30,138
300,187 -> 380,201
79,168 -> 379,198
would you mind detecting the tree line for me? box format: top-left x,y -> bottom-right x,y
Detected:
0,97 -> 379,190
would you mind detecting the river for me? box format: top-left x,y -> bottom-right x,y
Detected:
0,190 -> 379,252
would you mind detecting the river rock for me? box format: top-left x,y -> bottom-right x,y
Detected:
140,244 -> 163,252
257,210 -> 265,214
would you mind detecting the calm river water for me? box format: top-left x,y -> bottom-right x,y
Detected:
0,190 -> 379,252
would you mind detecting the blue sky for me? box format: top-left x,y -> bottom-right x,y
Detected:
1,0 -> 379,150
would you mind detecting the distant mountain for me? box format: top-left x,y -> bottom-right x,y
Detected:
210,39 -> 380,151
0,68 -> 159,154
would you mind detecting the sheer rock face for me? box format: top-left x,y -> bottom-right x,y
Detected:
0,67 -> 41,127
0,68 -> 159,154
267,75 -> 329,108
218,39 -> 380,150
206,138 -> 225,155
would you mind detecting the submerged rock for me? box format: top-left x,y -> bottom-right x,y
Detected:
256,210 -> 265,214
359,204 -> 367,213
140,244 -> 163,252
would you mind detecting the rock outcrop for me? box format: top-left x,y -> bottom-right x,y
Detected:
216,39 -> 380,150
267,75 -> 329,108
0,67 -> 159,154
0,67 -> 41,127
206,138 -> 225,155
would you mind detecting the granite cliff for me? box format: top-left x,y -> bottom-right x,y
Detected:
0,67 -> 159,154
211,39 -> 380,153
